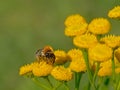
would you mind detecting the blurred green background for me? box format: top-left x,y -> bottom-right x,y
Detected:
0,0 -> 120,90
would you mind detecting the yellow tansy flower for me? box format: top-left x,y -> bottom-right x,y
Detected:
67,48 -> 83,61
98,58 -> 120,76
114,56 -> 120,67
32,61 -> 53,77
100,57 -> 120,68
108,6 -> 120,19
115,47 -> 120,62
54,50 -> 68,64
73,34 -> 98,48
19,63 -> 33,76
100,59 -> 112,68
115,67 -> 120,74
64,14 -> 86,27
89,44 -> 113,62
88,18 -> 110,34
98,67 -> 112,77
51,66 -> 73,81
69,58 -> 86,72
65,23 -> 88,36
100,35 -> 120,48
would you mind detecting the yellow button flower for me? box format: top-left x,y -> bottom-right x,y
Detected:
114,57 -> 120,67
54,50 -> 68,64
115,47 -> 120,62
69,58 -> 86,72
100,59 -> 112,68
98,67 -> 112,77
64,14 -> 86,27
89,44 -> 113,62
108,6 -> 120,19
73,34 -> 98,48
19,63 -> 33,76
67,48 -> 83,61
88,18 -> 111,34
32,61 -> 53,77
100,35 -> 120,48
65,23 -> 88,36
115,67 -> 120,74
51,66 -> 73,81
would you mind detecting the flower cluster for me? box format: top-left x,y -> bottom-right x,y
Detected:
64,12 -> 120,77
19,61 -> 54,77
19,5 -> 120,90
19,46 -> 73,81
108,6 -> 120,19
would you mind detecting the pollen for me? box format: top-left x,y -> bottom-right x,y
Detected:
88,18 -> 111,34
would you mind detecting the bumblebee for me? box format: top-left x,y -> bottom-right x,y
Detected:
35,46 -> 55,64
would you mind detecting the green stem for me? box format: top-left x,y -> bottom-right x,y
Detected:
75,72 -> 82,90
117,79 -> 120,90
77,72 -> 82,88
93,62 -> 100,82
112,50 -> 115,81
32,77 -> 51,90
82,49 -> 96,90
75,72 -> 78,90
87,82 -> 91,90
75,88 -> 78,90
45,77 -> 53,88
53,81 -> 63,90
64,82 -> 70,90
96,77 -> 103,90
97,34 -> 103,41
111,49 -> 116,90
